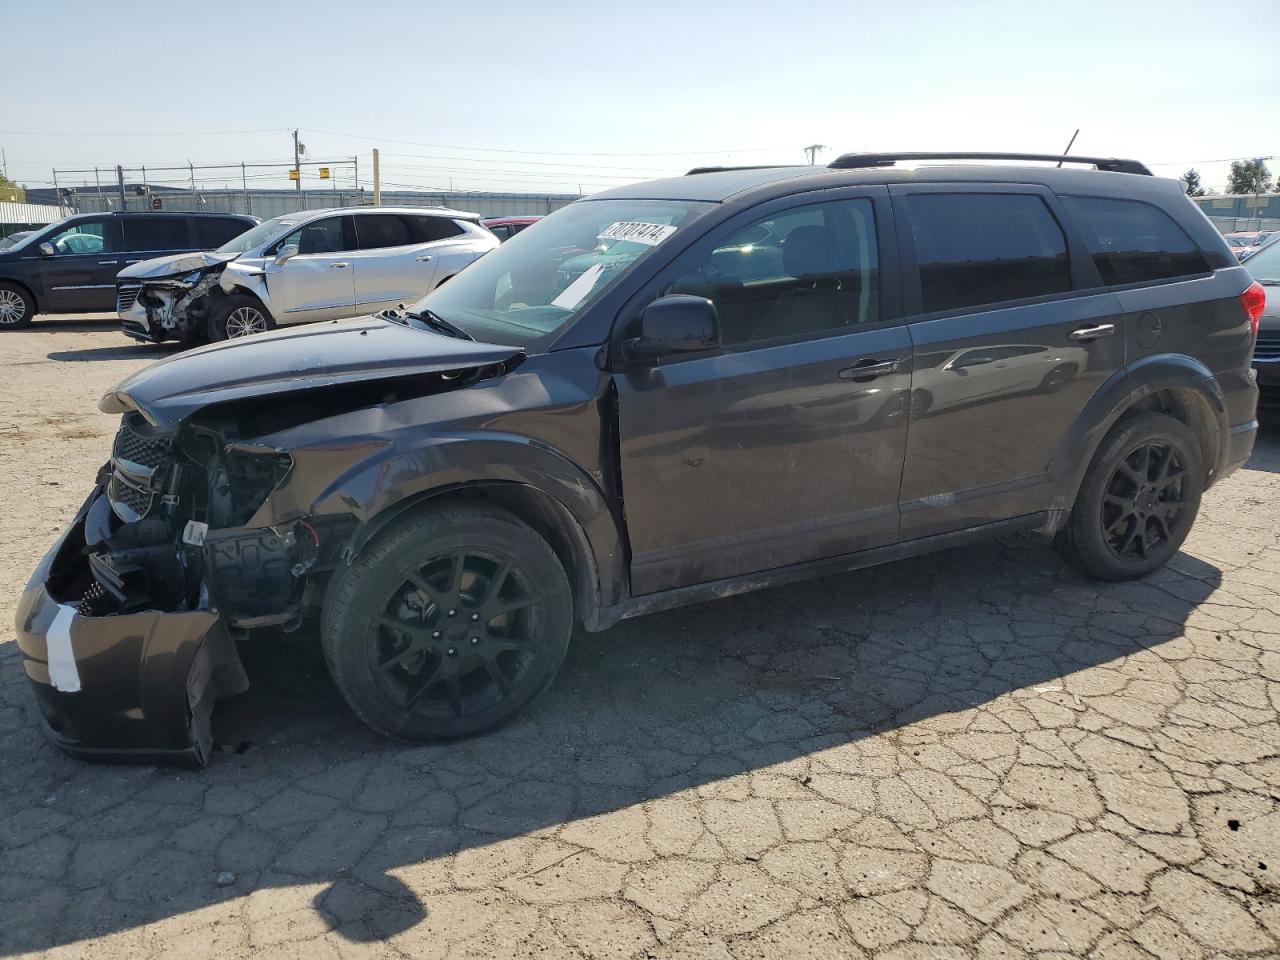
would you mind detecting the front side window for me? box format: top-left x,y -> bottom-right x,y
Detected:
415,198 -> 713,349
279,217 -> 349,255
217,214 -> 302,254
47,219 -> 115,255
662,198 -> 880,346
908,193 -> 1071,314
1061,195 -> 1210,286
123,217 -> 188,252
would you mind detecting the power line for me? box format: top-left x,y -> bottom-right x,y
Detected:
300,127 -> 793,158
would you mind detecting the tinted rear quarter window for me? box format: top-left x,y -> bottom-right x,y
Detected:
193,217 -> 251,249
1060,195 -> 1210,286
123,217 -> 189,252
908,193 -> 1071,314
411,216 -> 466,242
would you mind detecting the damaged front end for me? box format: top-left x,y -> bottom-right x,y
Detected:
15,409 -> 349,765
117,252 -> 239,343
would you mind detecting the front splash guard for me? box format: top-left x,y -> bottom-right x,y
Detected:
14,490 -> 248,766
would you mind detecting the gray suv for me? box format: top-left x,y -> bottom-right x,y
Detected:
15,152 -> 1262,764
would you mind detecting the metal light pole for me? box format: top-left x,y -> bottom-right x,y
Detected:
803,144 -> 827,165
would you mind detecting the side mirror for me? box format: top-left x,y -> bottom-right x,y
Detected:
39,242 -> 55,258
274,244 -> 299,265
625,294 -> 719,362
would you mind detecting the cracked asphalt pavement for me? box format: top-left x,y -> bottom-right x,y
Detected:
2,320 -> 1279,959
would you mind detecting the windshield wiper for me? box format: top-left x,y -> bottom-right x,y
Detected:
405,307 -> 474,341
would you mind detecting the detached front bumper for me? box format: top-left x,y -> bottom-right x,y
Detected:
14,489 -> 247,766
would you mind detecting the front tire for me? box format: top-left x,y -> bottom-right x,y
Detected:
1054,412 -> 1204,581
321,505 -> 573,741
208,294 -> 273,341
0,283 -> 35,329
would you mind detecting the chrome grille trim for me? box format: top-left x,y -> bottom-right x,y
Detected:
116,282 -> 142,313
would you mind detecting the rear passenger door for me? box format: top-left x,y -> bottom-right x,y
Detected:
121,215 -> 193,265
350,214 -> 446,312
892,184 -> 1124,538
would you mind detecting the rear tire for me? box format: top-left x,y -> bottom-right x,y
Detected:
322,505 -> 573,741
0,283 -> 35,329
1054,412 -> 1204,581
208,294 -> 273,341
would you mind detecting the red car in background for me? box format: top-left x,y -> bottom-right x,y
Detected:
481,216 -> 541,241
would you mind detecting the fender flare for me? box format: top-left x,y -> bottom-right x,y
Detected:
1042,353 -> 1226,532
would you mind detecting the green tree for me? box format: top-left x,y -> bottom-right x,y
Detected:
1226,159 -> 1273,195
0,173 -> 24,203
1181,168 -> 1207,197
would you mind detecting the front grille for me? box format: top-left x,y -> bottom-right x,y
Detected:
116,282 -> 141,313
114,414 -> 168,470
1255,335 -> 1280,360
108,414 -> 171,522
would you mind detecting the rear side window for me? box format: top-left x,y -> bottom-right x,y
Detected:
355,214 -> 412,250
193,217 -> 251,249
907,193 -> 1071,314
1060,195 -> 1210,286
123,217 -> 189,252
410,216 -> 466,242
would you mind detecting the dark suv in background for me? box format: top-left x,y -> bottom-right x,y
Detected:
15,152 -> 1262,764
0,211 -> 257,329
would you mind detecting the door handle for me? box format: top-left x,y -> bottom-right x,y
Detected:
98,260 -> 119,265
1068,323 -> 1116,342
838,358 -> 900,381
416,254 -> 433,262
330,262 -> 349,269
125,259 -> 142,264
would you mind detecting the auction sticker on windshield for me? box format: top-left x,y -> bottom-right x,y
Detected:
597,221 -> 677,245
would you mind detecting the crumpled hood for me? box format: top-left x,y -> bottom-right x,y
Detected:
117,250 -> 241,281
100,315 -> 524,425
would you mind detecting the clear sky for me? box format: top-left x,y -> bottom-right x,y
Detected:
2,0 -> 1276,197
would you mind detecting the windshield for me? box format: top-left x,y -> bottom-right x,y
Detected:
411,198 -> 714,349
1246,238 -> 1280,283
216,214 -> 302,254
0,231 -> 32,251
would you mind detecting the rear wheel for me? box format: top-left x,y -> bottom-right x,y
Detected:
208,294 -> 273,341
322,505 -> 573,740
1055,412 -> 1204,581
0,283 -> 34,329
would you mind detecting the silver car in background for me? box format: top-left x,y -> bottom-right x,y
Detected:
117,206 -> 499,341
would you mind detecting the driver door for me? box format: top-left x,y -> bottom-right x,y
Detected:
265,215 -> 358,324
613,188 -> 911,594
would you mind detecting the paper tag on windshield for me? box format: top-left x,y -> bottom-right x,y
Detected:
182,520 -> 208,546
551,262 -> 606,310
597,221 -> 677,246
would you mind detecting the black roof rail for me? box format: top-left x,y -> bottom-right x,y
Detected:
827,152 -> 1153,176
685,164 -> 789,176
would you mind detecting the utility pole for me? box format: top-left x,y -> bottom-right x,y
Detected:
803,144 -> 827,165
292,129 -> 304,209
372,148 -> 381,205
189,161 -> 198,206
115,165 -> 126,211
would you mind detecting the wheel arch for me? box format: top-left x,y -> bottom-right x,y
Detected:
1043,354 -> 1227,533
345,479 -> 609,630
0,277 -> 39,314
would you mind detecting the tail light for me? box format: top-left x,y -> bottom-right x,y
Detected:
1241,281 -> 1265,338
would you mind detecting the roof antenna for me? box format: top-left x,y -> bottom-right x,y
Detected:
1057,130 -> 1080,167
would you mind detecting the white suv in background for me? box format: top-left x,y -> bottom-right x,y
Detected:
117,206 -> 500,341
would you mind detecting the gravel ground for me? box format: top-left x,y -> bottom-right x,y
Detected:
2,316 -> 1279,959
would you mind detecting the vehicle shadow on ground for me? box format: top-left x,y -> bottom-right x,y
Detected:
46,343 -> 184,363
0,533 -> 1226,954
